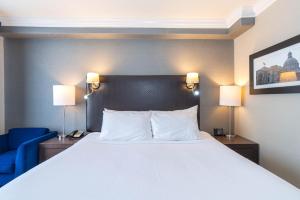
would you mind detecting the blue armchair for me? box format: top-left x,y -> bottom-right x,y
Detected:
0,128 -> 57,186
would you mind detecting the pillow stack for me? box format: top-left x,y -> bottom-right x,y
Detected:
100,106 -> 199,141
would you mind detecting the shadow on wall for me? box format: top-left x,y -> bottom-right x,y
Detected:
4,42 -> 26,129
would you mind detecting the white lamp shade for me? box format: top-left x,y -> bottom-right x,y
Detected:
86,72 -> 100,84
186,72 -> 199,84
53,85 -> 75,106
219,85 -> 241,107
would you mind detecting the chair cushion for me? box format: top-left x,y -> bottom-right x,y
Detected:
0,174 -> 15,186
8,128 -> 49,149
0,150 -> 17,174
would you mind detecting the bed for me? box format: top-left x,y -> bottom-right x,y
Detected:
0,75 -> 299,199
0,132 -> 299,200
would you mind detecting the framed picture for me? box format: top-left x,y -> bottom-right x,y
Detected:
250,35 -> 300,94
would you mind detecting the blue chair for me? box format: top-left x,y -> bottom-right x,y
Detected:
0,128 -> 57,186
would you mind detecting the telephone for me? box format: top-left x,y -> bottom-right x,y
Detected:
67,130 -> 85,138
213,128 -> 225,136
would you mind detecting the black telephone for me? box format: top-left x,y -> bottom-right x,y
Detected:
213,128 -> 225,136
67,130 -> 85,138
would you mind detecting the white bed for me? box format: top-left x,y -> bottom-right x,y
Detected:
0,132 -> 299,200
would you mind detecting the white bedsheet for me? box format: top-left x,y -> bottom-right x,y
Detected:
0,132 -> 299,200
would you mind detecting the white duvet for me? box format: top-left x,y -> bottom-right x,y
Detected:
0,132 -> 299,200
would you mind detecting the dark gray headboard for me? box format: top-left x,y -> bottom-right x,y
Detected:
86,75 -> 200,132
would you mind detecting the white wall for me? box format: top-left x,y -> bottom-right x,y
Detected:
0,37 -> 4,134
234,0 -> 300,187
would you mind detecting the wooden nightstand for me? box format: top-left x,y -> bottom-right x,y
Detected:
39,137 -> 82,163
214,135 -> 259,164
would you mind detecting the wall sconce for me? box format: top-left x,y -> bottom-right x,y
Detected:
186,72 -> 200,95
84,72 -> 100,99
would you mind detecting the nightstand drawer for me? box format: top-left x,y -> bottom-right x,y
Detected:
214,135 -> 259,164
227,145 -> 259,164
39,148 -> 65,162
39,137 -> 82,163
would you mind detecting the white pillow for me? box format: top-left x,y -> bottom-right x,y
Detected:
152,105 -> 198,114
151,106 -> 199,140
100,111 -> 152,141
104,108 -> 149,114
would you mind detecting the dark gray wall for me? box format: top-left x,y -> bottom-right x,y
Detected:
4,38 -> 233,134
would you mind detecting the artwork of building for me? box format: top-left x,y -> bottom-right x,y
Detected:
256,52 -> 300,85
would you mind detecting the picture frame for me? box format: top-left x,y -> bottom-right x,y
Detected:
250,34 -> 300,95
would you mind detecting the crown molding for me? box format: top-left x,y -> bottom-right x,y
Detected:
0,0 -> 276,29
0,17 -> 228,29
254,0 -> 278,16
226,6 -> 255,27
0,18 -> 255,40
226,0 -> 277,27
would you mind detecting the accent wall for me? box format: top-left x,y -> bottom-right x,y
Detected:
0,37 -> 4,134
4,38 -> 234,134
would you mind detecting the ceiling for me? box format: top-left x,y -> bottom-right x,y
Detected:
0,0 -> 276,28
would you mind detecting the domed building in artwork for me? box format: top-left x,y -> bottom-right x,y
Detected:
282,52 -> 300,72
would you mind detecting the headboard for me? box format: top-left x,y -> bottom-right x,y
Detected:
86,75 -> 200,132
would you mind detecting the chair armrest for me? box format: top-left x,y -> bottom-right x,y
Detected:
0,134 -> 8,153
15,131 -> 57,177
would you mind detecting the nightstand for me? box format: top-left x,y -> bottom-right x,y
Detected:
214,135 -> 259,164
39,137 -> 82,163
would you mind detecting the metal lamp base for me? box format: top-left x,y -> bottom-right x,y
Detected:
226,134 -> 236,139
227,106 -> 236,140
58,135 -> 63,141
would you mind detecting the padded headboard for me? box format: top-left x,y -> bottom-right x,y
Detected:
86,75 -> 200,132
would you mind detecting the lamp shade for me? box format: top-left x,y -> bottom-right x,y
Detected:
219,85 -> 241,107
186,72 -> 199,84
86,72 -> 100,84
53,85 -> 75,106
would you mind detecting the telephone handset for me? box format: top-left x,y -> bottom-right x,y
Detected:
67,130 -> 85,138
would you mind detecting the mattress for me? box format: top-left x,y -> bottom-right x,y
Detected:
0,132 -> 299,200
